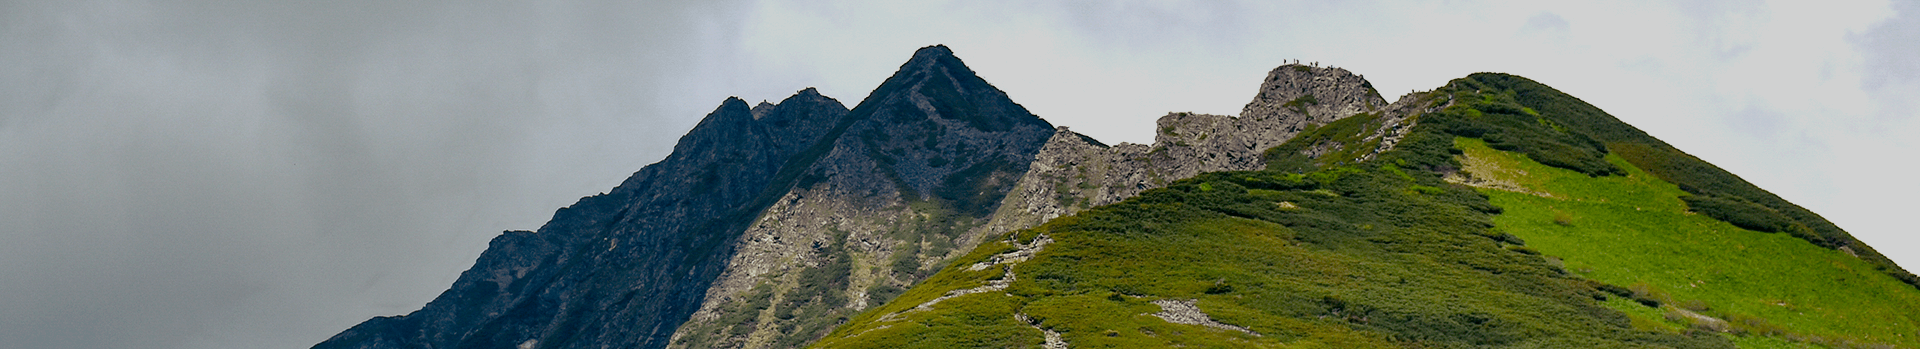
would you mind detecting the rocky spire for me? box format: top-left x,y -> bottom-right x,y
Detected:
1240,64 -> 1385,127
825,44 -> 1054,201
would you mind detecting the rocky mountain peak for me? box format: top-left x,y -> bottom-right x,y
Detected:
751,101 -> 775,119
901,44 -> 956,69
853,45 -> 1049,132
1240,64 -> 1384,123
821,45 -> 1053,202
664,46 -> 1059,348
719,96 -> 754,118
650,90 -> 846,184
1141,64 -> 1387,176
985,62 -> 1394,234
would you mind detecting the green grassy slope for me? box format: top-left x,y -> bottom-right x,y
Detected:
1443,74 -> 1917,290
814,138 -> 1732,347
810,72 -> 1919,348
1458,137 -> 1920,347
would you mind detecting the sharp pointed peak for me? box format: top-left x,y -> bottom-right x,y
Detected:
717,96 -> 752,110
845,44 -> 1049,132
910,44 -> 955,60
751,100 -> 776,120
896,44 -> 968,74
687,96 -> 758,133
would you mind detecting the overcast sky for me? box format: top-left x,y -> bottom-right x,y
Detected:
1,1 -> 1914,348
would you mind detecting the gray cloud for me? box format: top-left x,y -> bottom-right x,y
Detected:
1856,0 -> 1920,117
1048,0 -> 1254,54
0,1 -> 757,348
1521,12 -> 1570,33
1671,0 -> 1767,62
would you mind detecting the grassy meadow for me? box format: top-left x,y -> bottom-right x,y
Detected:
1458,137 -> 1920,348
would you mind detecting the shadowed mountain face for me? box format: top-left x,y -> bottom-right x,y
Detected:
314,89 -> 848,349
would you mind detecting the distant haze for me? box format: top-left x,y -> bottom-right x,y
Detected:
1,1 -> 1914,348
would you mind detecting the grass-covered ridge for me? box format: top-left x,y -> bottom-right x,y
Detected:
1263,111 -> 1390,172
1456,137 -> 1920,348
814,126 -> 1734,347
1441,74 -> 1917,289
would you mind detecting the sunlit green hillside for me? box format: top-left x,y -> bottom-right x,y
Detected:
1460,137 -> 1920,347
810,73 -> 1920,349
814,165 -> 1733,348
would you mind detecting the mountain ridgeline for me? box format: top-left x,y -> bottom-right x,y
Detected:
319,46 -> 1919,349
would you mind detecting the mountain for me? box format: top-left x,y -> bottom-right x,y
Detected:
320,46 -> 1920,349
318,45 -> 1065,349
666,51 -> 1416,349
814,69 -> 1920,348
665,45 -> 1057,348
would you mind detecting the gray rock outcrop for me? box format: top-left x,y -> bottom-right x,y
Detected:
987,65 -> 1389,230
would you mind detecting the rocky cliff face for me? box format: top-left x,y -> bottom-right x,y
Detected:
313,89 -> 848,349
988,64 -> 1390,230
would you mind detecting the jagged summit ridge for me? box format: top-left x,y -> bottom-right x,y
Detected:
1156,64 -> 1387,175
750,87 -> 827,120
985,64 -> 1390,230
892,44 -> 957,77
